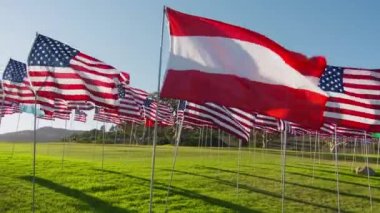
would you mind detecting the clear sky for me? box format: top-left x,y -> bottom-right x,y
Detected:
0,0 -> 380,133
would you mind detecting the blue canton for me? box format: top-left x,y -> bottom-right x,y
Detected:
3,59 -> 27,83
144,99 -> 154,107
28,34 -> 78,67
318,66 -> 344,93
117,84 -> 126,98
178,100 -> 187,110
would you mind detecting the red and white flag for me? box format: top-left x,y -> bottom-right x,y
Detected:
161,8 -> 327,129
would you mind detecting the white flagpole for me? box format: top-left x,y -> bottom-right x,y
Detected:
149,6 -> 166,213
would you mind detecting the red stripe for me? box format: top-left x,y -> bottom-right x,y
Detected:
166,8 -> 326,78
161,69 -> 327,129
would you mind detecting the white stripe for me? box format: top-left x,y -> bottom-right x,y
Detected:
324,112 -> 380,125
344,87 -> 380,95
168,36 -> 326,96
344,69 -> 380,78
343,78 -> 380,86
326,101 -> 380,115
327,92 -> 380,105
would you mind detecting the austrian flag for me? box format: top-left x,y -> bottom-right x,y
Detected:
161,8 -> 328,128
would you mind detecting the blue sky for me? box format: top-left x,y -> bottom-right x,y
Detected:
0,0 -> 380,133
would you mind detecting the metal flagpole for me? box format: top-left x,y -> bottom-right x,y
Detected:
377,138 -> 380,168
113,125 -> 118,144
364,132 -> 373,211
351,137 -> 357,170
129,121 -> 134,145
101,122 -> 106,171
280,126 -> 288,213
149,6 -> 166,213
312,131 -> 317,183
164,116 -> 184,212
334,125 -> 341,213
236,139 -> 242,198
123,122 -> 127,145
11,112 -> 21,158
32,97 -> 37,213
61,120 -> 68,169
302,133 -> 305,159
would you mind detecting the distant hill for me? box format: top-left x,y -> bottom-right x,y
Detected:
0,127 -> 85,142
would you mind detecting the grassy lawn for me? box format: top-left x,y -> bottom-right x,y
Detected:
0,141 -> 379,212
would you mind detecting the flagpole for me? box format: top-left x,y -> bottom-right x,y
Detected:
61,119 -> 68,169
129,121 -> 134,145
11,112 -> 21,158
164,116 -> 184,211
364,131 -> 373,211
280,125 -> 287,213
334,125 -> 341,213
32,97 -> 37,213
149,6 -> 166,213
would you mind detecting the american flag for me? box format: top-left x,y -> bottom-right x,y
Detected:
0,103 -> 21,116
129,87 -> 149,106
53,112 -> 70,120
74,109 -> 87,122
0,81 -> 13,107
27,34 -> 123,110
143,99 -> 175,126
94,107 -> 120,124
181,101 -> 214,128
320,123 -> 366,137
184,102 -> 251,141
2,59 -> 35,104
38,113 -> 54,121
253,113 -> 280,132
117,86 -> 143,123
176,100 -> 186,124
320,66 -> 380,132
67,101 -> 94,111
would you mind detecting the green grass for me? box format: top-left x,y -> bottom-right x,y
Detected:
0,142 -> 379,212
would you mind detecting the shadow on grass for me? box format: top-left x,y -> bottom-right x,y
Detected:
197,166 -> 378,203
162,168 -> 344,212
19,176 -> 131,213
93,168 -> 258,212
247,163 -> 380,190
